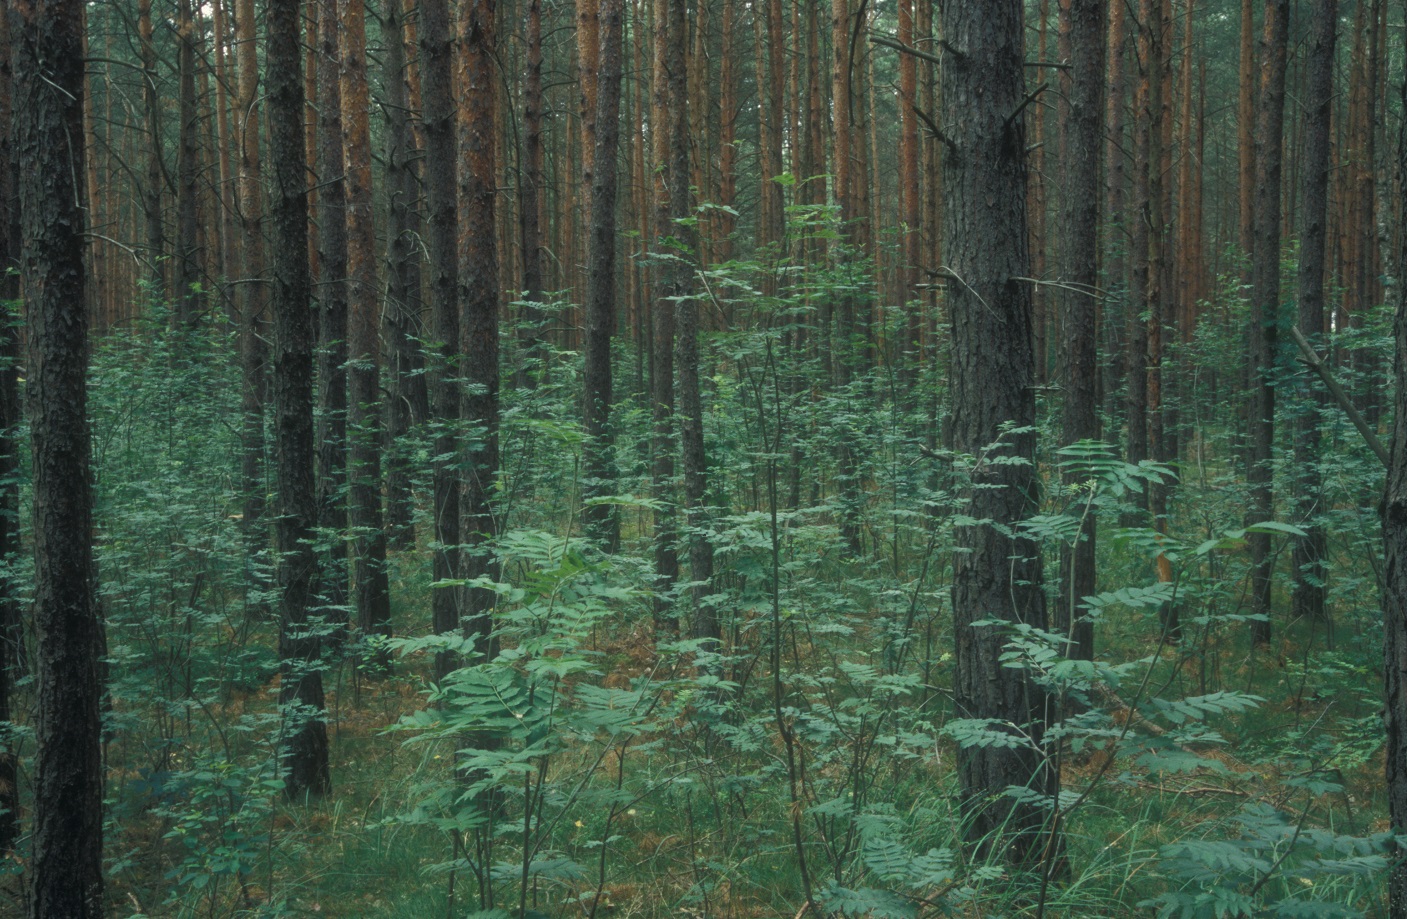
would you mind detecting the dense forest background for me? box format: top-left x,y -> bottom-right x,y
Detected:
2,0 -> 1407,915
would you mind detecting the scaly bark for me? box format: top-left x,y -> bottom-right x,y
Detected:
581,0 -> 625,551
1056,0 -> 1105,663
1247,0 -> 1288,647
340,0 -> 392,657
1292,0 -> 1336,628
10,0 -> 104,909
267,0 -> 331,798
460,0 -> 502,647
940,0 -> 1056,864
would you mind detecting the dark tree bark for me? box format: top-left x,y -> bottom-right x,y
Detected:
1057,0 -> 1105,663
669,0 -> 712,639
581,0 -> 625,552
340,0 -> 392,659
517,0 -> 546,380
382,0 -> 425,549
235,0 -> 270,559
174,0 -> 202,330
649,0 -> 679,630
0,0 -> 22,855
1126,0 -> 1152,473
315,0 -> 350,629
421,0 -> 461,678
138,0 -> 166,299
267,0 -> 331,798
1292,0 -> 1336,627
460,0 -> 501,649
1248,0 -> 1288,647
10,0 -> 104,910
1381,26 -> 1407,914
940,0 -> 1056,864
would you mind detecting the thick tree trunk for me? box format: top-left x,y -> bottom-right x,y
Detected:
581,0 -> 625,551
1248,0 -> 1288,647
340,0 -> 392,658
940,0 -> 1056,865
1056,0 -> 1104,663
421,0 -> 462,679
460,0 -> 501,649
10,0 -> 105,910
267,0 -> 331,798
315,0 -> 350,630
1102,0 -> 1126,420
1292,0 -> 1336,628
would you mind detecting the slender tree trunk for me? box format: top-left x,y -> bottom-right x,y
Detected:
11,0 -> 104,909
1103,0 -> 1126,420
235,0 -> 270,581
0,4 -> 20,854
1248,0 -> 1288,647
420,0 -> 461,678
1126,0 -> 1151,472
382,0 -> 423,550
1057,0 -> 1104,663
670,0 -> 711,639
1292,0 -> 1336,628
139,0 -> 166,300
175,0 -> 202,329
649,0 -> 678,629
1237,0 -> 1255,260
1380,22 -> 1407,913
460,0 -> 502,648
315,0 -> 350,637
267,0 -> 331,798
340,0 -> 392,658
941,0 -> 1057,864
518,0 -> 546,381
897,0 -> 920,385
582,0 -> 625,551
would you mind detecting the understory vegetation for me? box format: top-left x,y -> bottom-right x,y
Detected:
6,248 -> 1391,918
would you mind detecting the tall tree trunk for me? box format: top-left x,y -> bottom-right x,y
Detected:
581,0 -> 625,551
420,0 -> 461,678
175,0 -> 202,330
315,0 -> 350,637
267,0 -> 331,798
0,3 -> 20,854
138,0 -> 166,300
11,0 -> 104,909
1237,0 -> 1255,260
897,0 -> 920,384
460,0 -> 502,649
1102,0 -> 1126,419
1057,0 -> 1104,663
340,0 -> 392,658
940,0 -> 1056,864
670,0 -> 711,639
382,0 -> 424,550
650,0 -> 678,629
517,0 -> 546,381
235,0 -> 270,584
1380,22 -> 1407,913
1126,0 -> 1151,472
1292,0 -> 1335,629
1248,0 -> 1288,647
